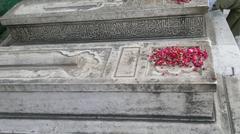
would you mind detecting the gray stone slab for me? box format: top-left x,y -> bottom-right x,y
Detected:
0,39 -> 216,92
0,10 -> 236,134
0,119 -> 224,134
215,76 -> 232,134
208,11 -> 240,76
6,15 -> 207,43
0,0 -> 208,43
0,92 -> 214,122
1,0 -> 208,25
0,75 -> 230,134
224,76 -> 240,134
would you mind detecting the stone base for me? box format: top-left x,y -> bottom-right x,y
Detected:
0,92 -> 215,122
0,118 -> 224,134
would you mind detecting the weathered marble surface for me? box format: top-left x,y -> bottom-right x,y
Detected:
0,39 -> 216,122
0,119 -> 224,134
0,92 -> 214,122
209,11 -> 240,76
0,39 -> 216,92
208,11 -> 240,134
0,77 -> 224,134
224,76 -> 240,134
1,0 -> 208,25
0,0 -> 208,43
7,15 -> 206,43
0,11 -> 236,134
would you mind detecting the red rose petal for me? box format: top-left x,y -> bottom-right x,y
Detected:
148,46 -> 208,70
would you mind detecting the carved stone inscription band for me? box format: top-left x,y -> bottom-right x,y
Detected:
9,15 -> 206,43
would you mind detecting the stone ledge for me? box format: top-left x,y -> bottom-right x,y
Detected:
0,119 -> 223,134
0,39 -> 216,92
6,15 -> 206,43
209,10 -> 240,76
0,92 -> 215,122
0,0 -> 208,43
0,0 -> 208,25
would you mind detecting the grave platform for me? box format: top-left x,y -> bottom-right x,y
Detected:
0,0 -> 228,133
0,0 -> 208,43
0,39 -> 216,122
0,39 -> 216,92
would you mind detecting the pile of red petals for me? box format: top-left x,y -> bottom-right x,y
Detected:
176,0 -> 191,4
148,46 -> 208,69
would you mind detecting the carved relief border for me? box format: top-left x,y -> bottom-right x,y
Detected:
9,15 -> 206,43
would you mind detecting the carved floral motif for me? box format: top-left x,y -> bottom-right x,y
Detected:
58,49 -> 111,78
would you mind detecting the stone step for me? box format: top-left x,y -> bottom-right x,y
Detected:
0,0 -> 208,43
0,118 -> 223,134
0,92 -> 215,122
0,39 -> 216,92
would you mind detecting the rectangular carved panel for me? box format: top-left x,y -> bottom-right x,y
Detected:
9,15 -> 206,43
115,47 -> 140,77
0,48 -> 112,79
